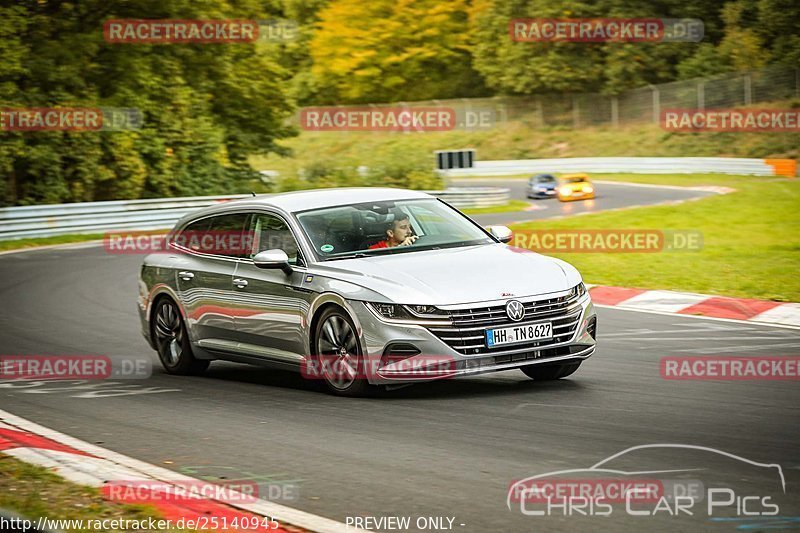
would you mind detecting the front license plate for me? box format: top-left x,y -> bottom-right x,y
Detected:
486,322 -> 553,348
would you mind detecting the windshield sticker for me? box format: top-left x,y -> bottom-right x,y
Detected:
320,244 -> 334,253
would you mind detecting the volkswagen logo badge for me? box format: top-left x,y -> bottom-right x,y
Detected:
506,300 -> 525,322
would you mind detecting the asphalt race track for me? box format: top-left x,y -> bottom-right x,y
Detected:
455,178 -> 717,226
1,238 -> 799,532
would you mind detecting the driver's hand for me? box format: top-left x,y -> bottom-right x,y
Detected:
400,235 -> 418,246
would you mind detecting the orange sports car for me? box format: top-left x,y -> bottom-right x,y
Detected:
557,174 -> 596,202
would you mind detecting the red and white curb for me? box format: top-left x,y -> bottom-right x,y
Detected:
588,285 -> 800,328
0,409 -> 358,533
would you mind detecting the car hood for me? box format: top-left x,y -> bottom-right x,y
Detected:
311,243 -> 582,306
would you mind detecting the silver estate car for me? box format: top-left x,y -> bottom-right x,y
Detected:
138,188 -> 597,396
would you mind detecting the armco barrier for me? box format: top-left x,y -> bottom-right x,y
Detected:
442,157 -> 797,178
0,188 -> 509,241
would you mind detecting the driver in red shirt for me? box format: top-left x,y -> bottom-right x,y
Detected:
369,212 -> 418,249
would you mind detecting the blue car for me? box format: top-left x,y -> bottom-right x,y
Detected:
526,174 -> 558,199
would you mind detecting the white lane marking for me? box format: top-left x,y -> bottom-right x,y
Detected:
600,324 -> 776,337
595,304 -> 800,331
4,447 -> 151,487
751,304 -> 800,328
513,403 -> 635,413
592,180 -> 726,193
676,342 -> 800,354
0,409 -> 360,533
616,290 -> 708,314
0,240 -> 104,256
0,380 -> 180,398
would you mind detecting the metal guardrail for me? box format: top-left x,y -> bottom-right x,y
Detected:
0,188 -> 510,241
442,157 -> 795,177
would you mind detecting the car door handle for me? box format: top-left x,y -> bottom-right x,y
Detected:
178,271 -> 194,281
233,278 -> 248,288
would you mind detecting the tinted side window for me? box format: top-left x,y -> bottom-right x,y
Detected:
251,213 -> 300,265
172,213 -> 249,257
209,213 -> 250,258
170,217 -> 211,251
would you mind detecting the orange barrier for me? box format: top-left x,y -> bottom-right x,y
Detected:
765,159 -> 797,177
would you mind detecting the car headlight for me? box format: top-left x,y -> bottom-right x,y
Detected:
583,186 -> 594,193
570,282 -> 587,299
558,186 -> 572,195
366,303 -> 450,323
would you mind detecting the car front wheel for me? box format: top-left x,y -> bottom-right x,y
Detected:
313,307 -> 374,397
521,361 -> 581,381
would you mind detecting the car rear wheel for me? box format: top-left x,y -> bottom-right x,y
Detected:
313,307 -> 373,397
153,298 -> 209,375
521,361 -> 581,381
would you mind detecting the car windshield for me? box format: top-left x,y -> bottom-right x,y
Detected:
564,176 -> 587,183
534,175 -> 556,183
295,198 -> 493,260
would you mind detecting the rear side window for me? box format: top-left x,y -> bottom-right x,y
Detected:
172,213 -> 250,258
209,213 -> 250,258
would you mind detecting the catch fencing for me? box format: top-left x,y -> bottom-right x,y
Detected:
301,66 -> 799,130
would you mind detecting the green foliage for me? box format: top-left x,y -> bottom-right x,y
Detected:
308,0 -> 488,103
276,154 -> 443,191
2,0 -> 797,206
0,0 -> 295,206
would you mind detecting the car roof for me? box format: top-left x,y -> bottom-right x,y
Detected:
179,187 -> 435,226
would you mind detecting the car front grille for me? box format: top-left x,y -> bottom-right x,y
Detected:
428,292 -> 584,356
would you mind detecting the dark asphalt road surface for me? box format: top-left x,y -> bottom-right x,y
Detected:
1,244 -> 798,532
460,178 -> 716,226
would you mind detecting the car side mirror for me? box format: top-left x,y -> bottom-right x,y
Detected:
488,226 -> 513,243
253,249 -> 293,275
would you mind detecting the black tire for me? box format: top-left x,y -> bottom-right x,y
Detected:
521,361 -> 581,381
312,307 -> 373,397
152,298 -> 209,375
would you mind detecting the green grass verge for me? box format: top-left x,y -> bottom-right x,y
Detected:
0,233 -> 105,252
509,173 -> 800,302
460,200 -> 532,215
0,455 -> 197,533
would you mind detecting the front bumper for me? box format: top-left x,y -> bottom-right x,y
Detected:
351,292 -> 596,385
558,191 -> 595,202
528,188 -> 557,198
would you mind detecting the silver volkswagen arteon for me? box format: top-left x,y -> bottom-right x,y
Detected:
138,188 -> 597,396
